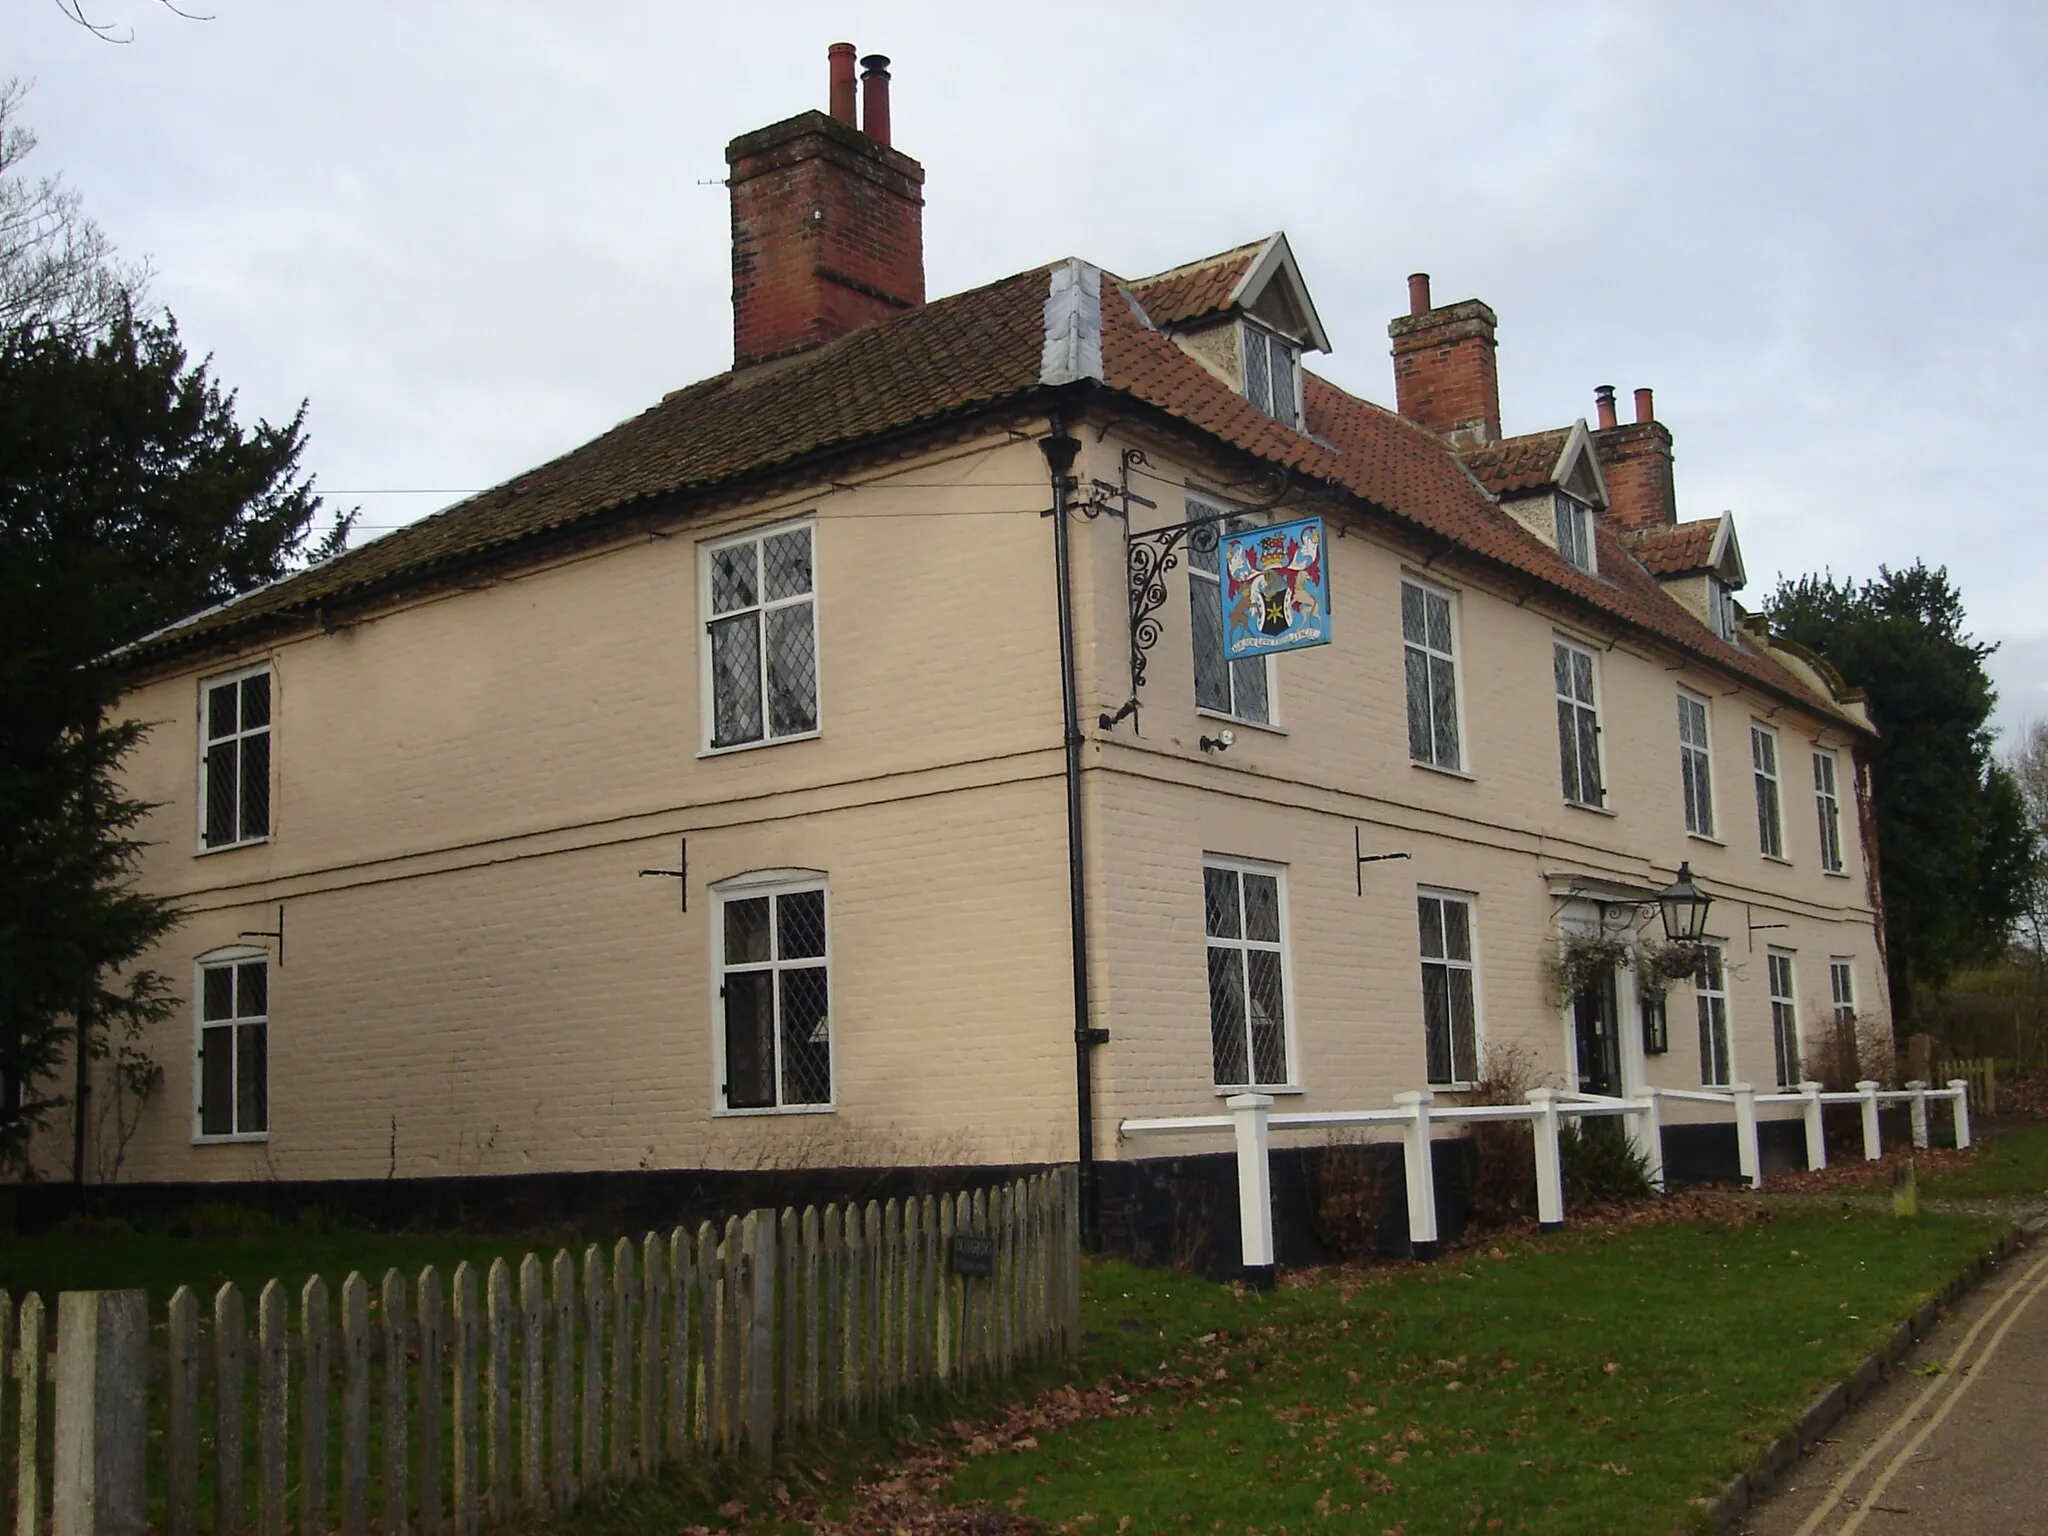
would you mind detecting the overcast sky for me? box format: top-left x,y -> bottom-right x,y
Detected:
16,1 -> 2047,739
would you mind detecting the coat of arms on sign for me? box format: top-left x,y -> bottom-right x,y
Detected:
1220,516 -> 1331,660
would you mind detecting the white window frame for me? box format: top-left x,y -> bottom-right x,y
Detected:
1829,956 -> 1856,1029
1695,941 -> 1732,1088
1553,636 -> 1606,808
1752,723 -> 1787,859
1709,579 -> 1739,642
1677,688 -> 1716,839
192,945 -> 270,1143
1554,493 -> 1597,574
1238,321 -> 1301,429
1768,948 -> 1801,1088
1401,575 -> 1466,773
699,517 -> 821,755
1186,497 -> 1276,728
197,662 -> 273,853
710,870 -> 834,1116
1814,749 -> 1846,873
1201,855 -> 1297,1092
1416,888 -> 1482,1089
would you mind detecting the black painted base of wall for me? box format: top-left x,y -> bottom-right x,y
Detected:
5,1162 -> 1047,1240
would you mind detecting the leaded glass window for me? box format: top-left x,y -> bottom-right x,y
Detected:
1554,639 -> 1604,807
197,954 -> 268,1138
1417,892 -> 1479,1086
201,669 -> 271,848
1753,724 -> 1785,858
1678,690 -> 1715,837
1203,860 -> 1290,1088
1814,750 -> 1845,873
1769,949 -> 1800,1088
1696,943 -> 1731,1088
1188,500 -> 1271,725
1402,579 -> 1462,771
1240,323 -> 1300,429
1554,494 -> 1595,573
705,522 -> 818,750
718,879 -> 831,1110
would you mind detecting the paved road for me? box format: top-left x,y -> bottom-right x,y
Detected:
1741,1225 -> 2048,1536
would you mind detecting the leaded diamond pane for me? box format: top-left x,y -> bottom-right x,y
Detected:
200,1026 -> 234,1136
1405,648 -> 1432,761
1425,592 -> 1452,654
1244,329 -> 1272,415
1268,340 -> 1296,426
1422,967 -> 1452,1084
1571,649 -> 1595,704
724,897 -> 771,965
1447,968 -> 1477,1081
1242,873 -> 1280,942
203,966 -> 235,1022
1246,949 -> 1287,1084
237,961 -> 267,1018
779,965 -> 831,1105
776,889 -> 825,960
1553,642 -> 1572,698
711,543 -> 758,614
1416,896 -> 1445,960
208,682 -> 237,740
1441,899 -> 1471,962
762,528 -> 813,601
236,1023 -> 267,1132
1576,710 -> 1602,802
239,731 -> 270,839
240,673 -> 271,729
723,972 -> 775,1109
205,741 -> 238,846
1203,868 -> 1239,939
1206,946 -> 1247,1084
1429,656 -> 1459,767
1229,655 -> 1270,724
1190,574 -> 1229,713
764,603 -> 818,737
1401,582 -> 1427,645
1556,700 -> 1581,800
709,613 -> 763,747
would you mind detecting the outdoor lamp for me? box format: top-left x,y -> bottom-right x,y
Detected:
1656,862 -> 1712,943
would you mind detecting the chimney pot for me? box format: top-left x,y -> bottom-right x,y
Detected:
827,42 -> 857,125
1407,272 -> 1432,316
1634,386 -> 1655,424
860,53 -> 892,146
1595,384 -> 1618,429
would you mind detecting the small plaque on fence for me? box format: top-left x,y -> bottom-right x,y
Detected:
950,1235 -> 995,1277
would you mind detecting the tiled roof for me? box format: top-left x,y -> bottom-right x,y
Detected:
1460,429 -> 1571,496
1622,518 -> 1722,576
115,252 -> 1859,733
118,266 -> 1056,659
1127,238 -> 1269,328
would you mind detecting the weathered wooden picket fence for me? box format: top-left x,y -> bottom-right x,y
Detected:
1935,1057 -> 1997,1116
1,1170 -> 1078,1536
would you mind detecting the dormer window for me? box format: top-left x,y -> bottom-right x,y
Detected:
1241,322 -> 1299,429
1554,493 -> 1595,574
1709,578 -> 1738,641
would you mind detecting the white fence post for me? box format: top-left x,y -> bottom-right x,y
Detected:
1856,1079 -> 1882,1161
1907,1080 -> 1930,1149
1636,1088 -> 1666,1192
1225,1093 -> 1276,1287
1731,1082 -> 1761,1189
1526,1088 -> 1565,1231
1801,1081 -> 1827,1173
1947,1079 -> 1972,1150
1392,1090 -> 1439,1258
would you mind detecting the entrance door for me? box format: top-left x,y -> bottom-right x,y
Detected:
1573,967 -> 1623,1095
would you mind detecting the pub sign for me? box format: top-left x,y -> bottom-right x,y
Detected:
1220,516 -> 1330,660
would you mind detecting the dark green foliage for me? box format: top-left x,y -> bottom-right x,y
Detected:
0,313 -> 342,1174
1768,564 -> 2036,1024
1559,1119 -> 1656,1205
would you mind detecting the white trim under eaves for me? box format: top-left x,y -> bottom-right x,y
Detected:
1039,260 -> 1104,386
1224,232 -> 1333,355
1708,512 -> 1748,589
1545,420 -> 1612,511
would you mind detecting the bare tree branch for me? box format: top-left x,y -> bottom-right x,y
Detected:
50,0 -> 214,44
0,79 -> 151,334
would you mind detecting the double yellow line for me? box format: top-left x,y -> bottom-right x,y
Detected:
1792,1245 -> 2048,1535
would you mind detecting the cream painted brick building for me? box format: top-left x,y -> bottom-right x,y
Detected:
59,54 -> 1885,1251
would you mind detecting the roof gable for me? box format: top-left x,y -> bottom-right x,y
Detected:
1130,232 -> 1331,352
1460,421 -> 1608,506
1621,514 -> 1745,587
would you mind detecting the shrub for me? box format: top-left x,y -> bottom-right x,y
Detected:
1464,1043 -> 1540,1227
1561,1120 -> 1656,1205
1312,1135 -> 1389,1263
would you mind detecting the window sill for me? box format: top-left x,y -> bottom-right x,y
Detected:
697,729 -> 821,760
1212,1084 -> 1305,1097
192,1132 -> 269,1146
1196,707 -> 1286,737
1563,799 -> 1617,817
1821,867 -> 1853,879
1761,853 -> 1794,867
1410,760 -> 1476,783
1427,1082 -> 1478,1094
1687,832 -> 1726,847
195,836 -> 270,858
712,1102 -> 836,1118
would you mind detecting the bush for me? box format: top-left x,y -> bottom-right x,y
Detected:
1464,1044 -> 1540,1227
1561,1121 -> 1656,1205
1312,1136 -> 1389,1263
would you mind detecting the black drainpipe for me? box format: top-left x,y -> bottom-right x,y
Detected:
1039,417 -> 1103,1250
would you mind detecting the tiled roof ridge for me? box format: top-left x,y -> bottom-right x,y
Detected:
1128,235 -> 1274,292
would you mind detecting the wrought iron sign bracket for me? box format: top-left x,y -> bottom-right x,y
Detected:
1353,829 -> 1412,896
238,905 -> 285,967
1106,454 -> 1293,733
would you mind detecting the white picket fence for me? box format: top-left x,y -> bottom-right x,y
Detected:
1123,1079 -> 1972,1274
0,1171 -> 1079,1536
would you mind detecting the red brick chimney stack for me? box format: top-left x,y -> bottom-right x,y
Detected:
1387,273 -> 1502,449
860,55 -> 892,146
1592,384 -> 1678,531
827,42 -> 857,125
725,44 -> 926,369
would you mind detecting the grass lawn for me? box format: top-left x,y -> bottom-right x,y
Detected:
0,1227 -> 545,1309
942,1210 -> 2007,1535
1923,1119 -> 2048,1199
